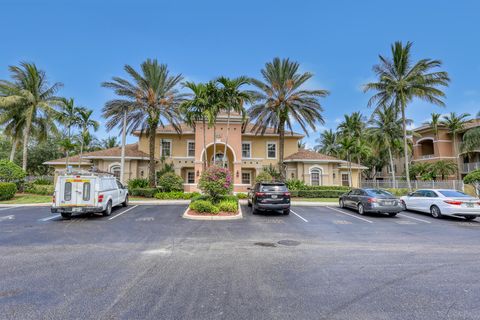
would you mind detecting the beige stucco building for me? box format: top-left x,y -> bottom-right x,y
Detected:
45,114 -> 366,192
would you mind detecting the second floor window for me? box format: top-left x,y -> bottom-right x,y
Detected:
187,141 -> 195,157
242,142 -> 251,158
267,142 -> 277,159
161,140 -> 171,157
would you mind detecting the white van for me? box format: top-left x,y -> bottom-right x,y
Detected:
51,171 -> 129,219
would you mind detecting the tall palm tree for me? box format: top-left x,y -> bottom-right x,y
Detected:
102,59 -> 185,187
338,112 -> 365,139
441,112 -> 470,179
57,98 -> 82,169
216,76 -> 251,167
101,136 -> 120,149
204,81 -> 222,166
77,108 -> 99,169
368,105 -> 403,185
338,135 -> 355,186
364,41 -> 450,190
248,57 -> 329,179
181,81 -> 210,169
424,112 -> 442,141
0,62 -> 63,170
315,129 -> 338,156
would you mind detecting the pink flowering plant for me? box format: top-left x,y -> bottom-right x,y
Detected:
198,166 -> 233,201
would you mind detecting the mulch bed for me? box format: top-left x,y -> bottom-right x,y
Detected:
187,209 -> 239,216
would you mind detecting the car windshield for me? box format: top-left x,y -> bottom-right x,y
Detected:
366,189 -> 394,197
438,190 -> 471,198
260,185 -> 287,192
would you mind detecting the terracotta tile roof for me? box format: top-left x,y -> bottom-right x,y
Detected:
285,149 -> 341,161
44,143 -> 149,165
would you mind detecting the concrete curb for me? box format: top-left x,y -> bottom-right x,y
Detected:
182,203 -> 243,220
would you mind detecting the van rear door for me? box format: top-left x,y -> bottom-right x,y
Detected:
59,177 -> 95,209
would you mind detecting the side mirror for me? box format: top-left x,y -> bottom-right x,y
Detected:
407,192 -> 413,197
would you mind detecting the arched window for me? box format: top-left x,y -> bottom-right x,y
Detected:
310,168 -> 322,186
110,165 -> 121,180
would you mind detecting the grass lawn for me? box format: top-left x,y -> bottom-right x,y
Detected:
0,193 -> 51,204
291,198 -> 338,202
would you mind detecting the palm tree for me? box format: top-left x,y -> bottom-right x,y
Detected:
77,108 -> 99,169
216,76 -> 251,167
338,135 -> 355,186
57,98 -> 82,169
315,129 -> 338,156
181,82 -> 210,169
248,58 -> 329,179
101,136 -> 120,149
0,62 -> 63,170
441,112 -> 470,179
204,81 -> 222,166
102,59 -> 185,187
461,126 -> 480,160
431,160 -> 457,180
297,140 -> 306,149
424,112 -> 442,142
338,112 -> 365,139
368,105 -> 403,185
364,41 -> 450,191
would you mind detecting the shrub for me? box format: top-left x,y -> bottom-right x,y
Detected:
291,190 -> 347,198
158,172 -> 184,192
262,164 -> 281,180
384,188 -> 410,197
217,200 -> 238,213
33,178 -> 53,185
236,192 -> 248,199
0,182 -> 17,200
198,166 -> 233,201
129,188 -> 160,198
285,179 -> 306,190
301,185 -> 351,191
154,191 -> 200,200
464,169 -> 480,187
128,178 -> 149,189
24,183 -> 54,195
0,160 -> 26,182
190,200 -> 219,214
255,171 -> 273,183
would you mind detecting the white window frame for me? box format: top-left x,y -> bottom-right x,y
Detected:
161,139 -> 172,158
241,141 -> 251,159
187,140 -> 195,157
310,167 -> 322,186
241,171 -> 251,185
186,170 -> 195,184
266,141 -> 277,159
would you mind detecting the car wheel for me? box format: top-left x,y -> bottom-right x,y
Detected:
464,215 -> 476,221
430,205 -> 442,219
357,203 -> 365,215
122,195 -> 129,207
103,201 -> 112,217
283,209 -> 290,215
61,212 -> 71,220
401,200 -> 407,211
388,213 -> 397,217
339,199 -> 345,208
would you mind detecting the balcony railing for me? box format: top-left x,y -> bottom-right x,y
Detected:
463,162 -> 480,173
420,154 -> 435,159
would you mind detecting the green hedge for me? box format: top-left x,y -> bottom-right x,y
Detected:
129,188 -> 160,198
190,200 -> 219,214
24,183 -> 54,195
0,182 -> 17,200
154,191 -> 200,200
217,200 -> 238,212
290,189 -> 347,198
236,192 -> 248,199
300,185 -> 351,191
127,178 -> 149,189
384,188 -> 410,197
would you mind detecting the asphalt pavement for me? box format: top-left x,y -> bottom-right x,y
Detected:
1,204 -> 480,320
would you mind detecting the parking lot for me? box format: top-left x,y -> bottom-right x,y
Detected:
1,204 -> 480,320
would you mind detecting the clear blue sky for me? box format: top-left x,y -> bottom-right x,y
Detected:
1,0 -> 479,148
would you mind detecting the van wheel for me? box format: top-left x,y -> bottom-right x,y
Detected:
61,212 -> 71,220
103,201 -> 112,217
430,205 -> 442,218
122,195 -> 129,207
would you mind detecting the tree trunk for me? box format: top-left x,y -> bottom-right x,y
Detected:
348,153 -> 353,187
213,125 -> 217,166
79,132 -> 84,169
278,119 -> 286,180
120,109 -> 127,183
453,134 -> 462,180
66,125 -> 71,170
9,137 -> 18,162
148,124 -> 157,187
388,146 -> 396,188
223,108 -> 231,167
22,109 -> 33,171
401,103 -> 412,191
202,118 -> 207,169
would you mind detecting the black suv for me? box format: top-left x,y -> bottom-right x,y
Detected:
247,182 -> 291,215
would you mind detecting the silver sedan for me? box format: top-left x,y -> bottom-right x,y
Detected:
400,189 -> 480,220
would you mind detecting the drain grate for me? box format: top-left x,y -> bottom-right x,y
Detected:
254,242 -> 277,247
277,240 -> 301,246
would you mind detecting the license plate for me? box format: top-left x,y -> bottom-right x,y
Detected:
72,208 -> 82,212
466,202 -> 474,208
271,195 -> 277,199
384,201 -> 393,206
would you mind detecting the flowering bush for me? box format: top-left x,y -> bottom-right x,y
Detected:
198,166 -> 233,200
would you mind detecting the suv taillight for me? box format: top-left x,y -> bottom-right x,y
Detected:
98,194 -> 104,203
283,192 -> 291,197
444,200 -> 462,205
255,192 -> 266,197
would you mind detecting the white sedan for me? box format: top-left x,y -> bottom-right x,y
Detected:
400,189 -> 480,220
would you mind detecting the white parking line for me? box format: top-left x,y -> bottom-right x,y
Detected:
108,205 -> 138,220
0,207 -> 14,211
326,206 -> 373,223
290,210 -> 308,222
39,214 -> 61,221
398,213 -> 431,224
